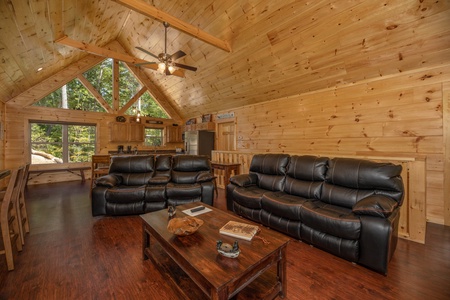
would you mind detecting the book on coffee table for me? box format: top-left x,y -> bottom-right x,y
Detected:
219,221 -> 260,241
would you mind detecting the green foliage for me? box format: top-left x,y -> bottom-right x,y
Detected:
144,128 -> 163,146
34,79 -> 105,112
140,92 -> 169,118
83,59 -> 113,107
31,123 -> 96,164
119,61 -> 142,110
31,58 -> 171,163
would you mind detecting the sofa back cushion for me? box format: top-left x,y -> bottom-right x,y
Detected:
322,157 -> 404,208
171,155 -> 211,184
109,155 -> 154,185
148,155 -> 172,185
249,154 -> 290,191
284,155 -> 328,198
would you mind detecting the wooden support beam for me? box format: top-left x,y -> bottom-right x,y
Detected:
55,36 -> 185,78
125,62 -> 182,122
118,86 -> 147,115
111,0 -> 231,52
113,59 -> 120,113
77,75 -> 113,113
443,81 -> 450,226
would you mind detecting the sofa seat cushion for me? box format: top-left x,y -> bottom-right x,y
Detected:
144,186 -> 166,202
261,192 -> 308,221
301,200 -> 361,240
105,185 -> 145,203
166,183 -> 202,198
168,198 -> 201,207
148,175 -> 170,185
232,186 -> 268,209
301,224 -> 359,262
106,202 -> 145,216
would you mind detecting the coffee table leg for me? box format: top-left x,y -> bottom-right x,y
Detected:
142,222 -> 150,260
212,287 -> 229,300
278,245 -> 287,298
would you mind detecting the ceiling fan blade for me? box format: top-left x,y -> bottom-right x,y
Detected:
135,61 -> 158,66
173,62 -> 197,72
135,47 -> 160,60
170,50 -> 186,60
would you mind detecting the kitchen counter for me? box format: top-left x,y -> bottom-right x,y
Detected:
108,150 -> 185,156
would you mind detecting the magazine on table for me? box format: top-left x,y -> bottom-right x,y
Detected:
219,221 -> 260,241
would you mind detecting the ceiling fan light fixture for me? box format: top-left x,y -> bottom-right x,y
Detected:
168,65 -> 175,74
158,62 -> 166,73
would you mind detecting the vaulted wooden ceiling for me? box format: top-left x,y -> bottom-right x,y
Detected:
1,0 -> 449,119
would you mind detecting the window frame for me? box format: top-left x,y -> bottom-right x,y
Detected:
144,127 -> 164,147
29,120 -> 97,165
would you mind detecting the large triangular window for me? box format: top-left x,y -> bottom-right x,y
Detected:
33,78 -> 106,112
34,58 -> 169,119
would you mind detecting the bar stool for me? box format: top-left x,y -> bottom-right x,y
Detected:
0,167 -> 24,270
91,155 -> 110,189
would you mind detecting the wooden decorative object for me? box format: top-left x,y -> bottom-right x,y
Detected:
202,114 -> 212,123
167,216 -> 203,236
186,118 -> 196,125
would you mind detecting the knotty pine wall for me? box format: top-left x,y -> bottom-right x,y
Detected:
213,64 -> 450,226
0,102 -> 5,170
4,104 -> 181,185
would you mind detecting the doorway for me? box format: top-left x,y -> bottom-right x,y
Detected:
217,121 -> 235,151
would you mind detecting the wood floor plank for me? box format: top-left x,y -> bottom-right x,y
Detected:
0,181 -> 449,299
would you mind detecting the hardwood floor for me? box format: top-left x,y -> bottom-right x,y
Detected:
0,181 -> 449,299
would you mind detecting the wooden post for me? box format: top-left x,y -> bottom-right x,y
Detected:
443,82 -> 450,226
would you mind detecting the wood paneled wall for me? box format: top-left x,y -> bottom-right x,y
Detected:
0,102 -> 5,170
212,64 -> 450,227
3,104 -> 179,185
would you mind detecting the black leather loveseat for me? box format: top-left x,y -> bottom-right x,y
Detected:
226,154 -> 404,274
92,155 -> 215,216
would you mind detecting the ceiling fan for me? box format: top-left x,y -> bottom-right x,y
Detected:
135,22 -> 197,75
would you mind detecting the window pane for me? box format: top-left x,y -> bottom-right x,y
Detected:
83,58 -> 113,106
119,61 -> 142,111
68,125 -> 96,143
69,144 -> 95,163
30,122 -> 96,164
140,92 -> 169,118
31,123 -> 62,142
145,128 -> 163,146
33,80 -> 105,112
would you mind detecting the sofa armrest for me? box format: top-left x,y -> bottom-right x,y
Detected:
229,173 -> 257,187
352,195 -> 399,218
95,174 -> 122,187
196,172 -> 215,183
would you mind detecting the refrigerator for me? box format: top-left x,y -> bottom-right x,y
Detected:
184,131 -> 215,159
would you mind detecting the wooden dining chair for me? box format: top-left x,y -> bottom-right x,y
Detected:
0,167 -> 24,270
91,155 -> 110,189
17,163 -> 30,245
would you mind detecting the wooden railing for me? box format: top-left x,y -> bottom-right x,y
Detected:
212,150 -> 427,244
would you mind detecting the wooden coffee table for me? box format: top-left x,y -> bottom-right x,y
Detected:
141,202 -> 291,300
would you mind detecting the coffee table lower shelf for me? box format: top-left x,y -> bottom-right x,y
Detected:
144,239 -> 283,300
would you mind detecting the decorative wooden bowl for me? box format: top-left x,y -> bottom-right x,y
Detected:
167,216 -> 204,236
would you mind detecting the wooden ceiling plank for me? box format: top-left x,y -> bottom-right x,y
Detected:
55,36 -> 186,78
111,0 -> 231,52
9,54 -> 105,108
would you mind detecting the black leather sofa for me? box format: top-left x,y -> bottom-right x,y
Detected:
91,155 -> 215,216
226,154 -> 404,274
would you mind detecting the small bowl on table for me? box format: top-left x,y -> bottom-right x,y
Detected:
167,216 -> 204,236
